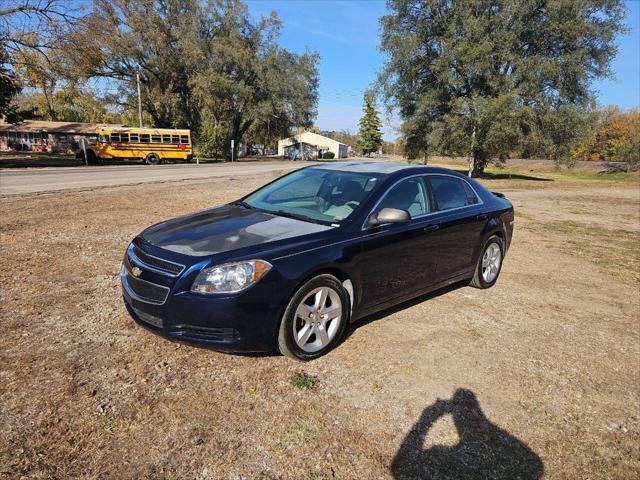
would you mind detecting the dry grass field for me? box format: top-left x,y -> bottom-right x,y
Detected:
1,162 -> 638,479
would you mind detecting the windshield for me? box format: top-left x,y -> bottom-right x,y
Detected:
242,168 -> 384,224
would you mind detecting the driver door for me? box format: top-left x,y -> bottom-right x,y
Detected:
355,176 -> 440,310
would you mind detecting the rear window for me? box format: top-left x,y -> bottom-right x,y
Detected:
429,176 -> 477,211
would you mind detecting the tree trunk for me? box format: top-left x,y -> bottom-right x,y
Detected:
469,155 -> 485,177
468,127 -> 477,177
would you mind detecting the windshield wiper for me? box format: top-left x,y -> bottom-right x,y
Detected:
233,200 -> 253,209
270,209 -> 328,225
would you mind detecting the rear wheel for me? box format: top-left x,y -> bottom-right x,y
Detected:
145,153 -> 161,165
469,235 -> 504,289
278,274 -> 349,361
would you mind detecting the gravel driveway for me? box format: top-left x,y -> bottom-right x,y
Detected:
1,168 -> 638,479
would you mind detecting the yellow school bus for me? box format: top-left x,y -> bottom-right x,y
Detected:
85,127 -> 193,165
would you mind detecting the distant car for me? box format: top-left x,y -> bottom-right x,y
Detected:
121,162 -> 514,360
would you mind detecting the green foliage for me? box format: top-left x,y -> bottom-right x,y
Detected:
289,372 -> 318,390
322,151 -> 335,159
195,121 -> 228,159
14,85 -> 122,124
82,0 -> 319,159
379,0 -> 626,176
358,93 -> 383,156
0,48 -> 20,120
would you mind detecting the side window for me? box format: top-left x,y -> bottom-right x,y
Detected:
130,133 -> 139,143
162,134 -> 171,143
119,133 -> 129,143
140,134 -> 150,143
171,134 -> 180,143
429,176 -> 474,211
376,178 -> 429,218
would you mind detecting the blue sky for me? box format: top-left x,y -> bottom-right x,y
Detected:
247,0 -> 640,141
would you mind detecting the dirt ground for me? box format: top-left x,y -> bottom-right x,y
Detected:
1,164 -> 638,479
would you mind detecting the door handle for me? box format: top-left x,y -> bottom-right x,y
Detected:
423,223 -> 440,233
475,213 -> 488,220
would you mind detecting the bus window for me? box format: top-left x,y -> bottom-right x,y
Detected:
171,135 -> 180,143
180,135 -> 189,144
130,133 -> 139,143
140,134 -> 150,143
120,133 -> 129,143
151,134 -> 161,143
162,134 -> 171,143
111,133 -> 121,142
99,134 -> 107,142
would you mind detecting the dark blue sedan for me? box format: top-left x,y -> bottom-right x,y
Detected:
121,162 -> 514,360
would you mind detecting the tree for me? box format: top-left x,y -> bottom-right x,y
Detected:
572,107 -> 640,166
0,0 -> 83,119
358,93 -> 383,156
82,0 -> 318,159
379,0 -> 626,176
0,46 -> 19,119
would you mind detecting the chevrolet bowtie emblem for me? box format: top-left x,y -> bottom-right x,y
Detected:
131,266 -> 143,277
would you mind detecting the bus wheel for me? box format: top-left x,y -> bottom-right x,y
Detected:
145,153 -> 161,165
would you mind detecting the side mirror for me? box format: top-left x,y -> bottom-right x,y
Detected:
368,207 -> 411,227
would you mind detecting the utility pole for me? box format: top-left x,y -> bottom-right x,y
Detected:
136,72 -> 143,128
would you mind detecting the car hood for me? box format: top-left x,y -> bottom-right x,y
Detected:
140,204 -> 332,257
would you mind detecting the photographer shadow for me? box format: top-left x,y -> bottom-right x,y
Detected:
391,389 -> 544,480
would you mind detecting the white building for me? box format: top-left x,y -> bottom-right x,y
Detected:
277,131 -> 348,160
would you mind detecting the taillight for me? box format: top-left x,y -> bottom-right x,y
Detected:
179,143 -> 186,151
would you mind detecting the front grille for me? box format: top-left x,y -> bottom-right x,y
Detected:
173,324 -> 240,342
132,307 -> 163,328
123,269 -> 170,305
129,243 -> 184,276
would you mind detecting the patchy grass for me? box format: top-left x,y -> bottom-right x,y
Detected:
1,170 -> 638,479
289,371 -> 319,390
542,220 -> 640,284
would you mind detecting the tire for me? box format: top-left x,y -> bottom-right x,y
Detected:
469,235 -> 505,289
278,274 -> 350,361
145,153 -> 161,165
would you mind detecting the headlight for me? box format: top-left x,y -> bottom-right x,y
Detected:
191,260 -> 272,294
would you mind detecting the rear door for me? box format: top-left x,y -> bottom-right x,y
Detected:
355,176 -> 440,309
426,174 -> 487,280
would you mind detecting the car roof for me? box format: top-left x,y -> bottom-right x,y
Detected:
309,161 -> 463,176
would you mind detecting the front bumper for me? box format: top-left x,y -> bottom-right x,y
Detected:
120,244 -> 289,353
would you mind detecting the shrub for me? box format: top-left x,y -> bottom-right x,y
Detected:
322,151 -> 335,159
289,371 -> 318,390
195,122 -> 227,159
571,108 -> 640,163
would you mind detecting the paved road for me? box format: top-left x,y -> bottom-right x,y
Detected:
0,161 -> 302,195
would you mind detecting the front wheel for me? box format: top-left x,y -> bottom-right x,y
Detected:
145,153 -> 161,165
469,235 -> 504,289
278,274 -> 349,361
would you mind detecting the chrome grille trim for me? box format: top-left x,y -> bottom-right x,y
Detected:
120,264 -> 170,305
128,243 -> 185,277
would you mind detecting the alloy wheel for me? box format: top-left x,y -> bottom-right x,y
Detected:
481,242 -> 502,283
293,286 -> 343,353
